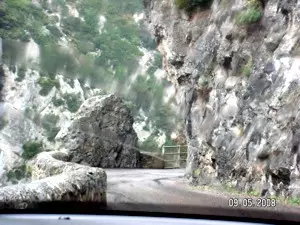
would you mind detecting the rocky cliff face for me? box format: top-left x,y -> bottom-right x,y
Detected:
144,0 -> 300,197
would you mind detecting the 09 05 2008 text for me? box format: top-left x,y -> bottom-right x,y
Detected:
228,198 -> 276,208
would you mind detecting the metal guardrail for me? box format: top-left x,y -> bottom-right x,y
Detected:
161,145 -> 187,169
139,146 -> 187,169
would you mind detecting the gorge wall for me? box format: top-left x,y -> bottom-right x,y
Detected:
144,0 -> 300,198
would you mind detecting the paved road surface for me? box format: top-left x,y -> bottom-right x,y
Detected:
106,169 -> 300,222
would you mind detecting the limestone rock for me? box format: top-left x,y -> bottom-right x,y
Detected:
0,151 -> 107,209
56,94 -> 140,168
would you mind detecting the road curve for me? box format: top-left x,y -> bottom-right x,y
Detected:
106,169 -> 300,222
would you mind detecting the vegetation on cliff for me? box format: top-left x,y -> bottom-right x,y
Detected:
1,0 -> 180,151
236,0 -> 263,25
175,0 -> 212,12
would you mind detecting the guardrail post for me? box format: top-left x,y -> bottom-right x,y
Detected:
177,146 -> 180,168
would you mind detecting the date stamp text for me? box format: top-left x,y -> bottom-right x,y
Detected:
228,198 -> 276,208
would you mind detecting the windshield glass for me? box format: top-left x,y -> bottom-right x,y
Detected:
0,0 -> 299,221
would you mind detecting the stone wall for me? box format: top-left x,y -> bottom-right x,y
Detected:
0,151 -> 107,209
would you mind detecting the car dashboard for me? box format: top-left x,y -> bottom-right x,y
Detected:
0,215 -> 272,225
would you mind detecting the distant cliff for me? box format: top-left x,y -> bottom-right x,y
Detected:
0,0 -> 175,185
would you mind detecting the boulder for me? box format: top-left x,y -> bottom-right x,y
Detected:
140,152 -> 165,169
0,151 -> 107,209
56,94 -> 140,168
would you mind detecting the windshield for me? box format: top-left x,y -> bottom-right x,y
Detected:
0,0 -> 299,221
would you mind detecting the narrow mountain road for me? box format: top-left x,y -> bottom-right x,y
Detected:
106,169 -> 300,222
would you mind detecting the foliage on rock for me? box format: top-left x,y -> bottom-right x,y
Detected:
63,93 -> 82,113
236,0 -> 262,25
139,135 -> 160,152
6,163 -> 32,184
52,96 -> 65,107
241,59 -> 253,77
15,65 -> 26,82
38,76 -> 60,96
175,0 -> 212,12
22,141 -> 43,160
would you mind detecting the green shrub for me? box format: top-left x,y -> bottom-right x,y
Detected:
242,64 -> 252,77
241,60 -> 253,77
46,25 -> 63,38
41,0 -> 51,10
236,1 -> 262,25
49,15 -> 60,24
38,76 -> 60,96
15,65 -> 26,82
139,135 -> 160,152
42,114 -> 60,141
236,8 -> 262,24
39,44 -> 77,75
175,0 -> 212,12
25,164 -> 33,177
0,0 -> 51,42
53,0 -> 66,7
52,96 -> 65,107
150,105 -> 176,134
63,93 -> 82,113
194,168 -> 201,176
164,137 -> 176,146
76,41 -> 95,54
6,163 -> 32,182
43,114 -> 59,126
247,189 -> 260,197
175,0 -> 188,9
7,164 -> 26,181
22,141 -> 43,160
20,32 -> 31,42
288,197 -> 300,206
